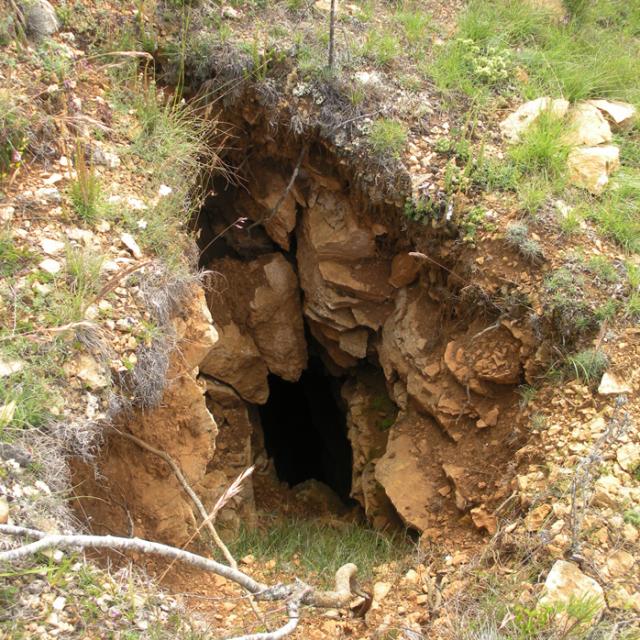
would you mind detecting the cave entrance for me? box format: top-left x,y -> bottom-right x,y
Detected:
258,356 -> 353,502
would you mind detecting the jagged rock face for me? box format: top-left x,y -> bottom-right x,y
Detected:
72,287 -> 219,546
341,372 -> 400,530
296,188 -> 394,369
200,252 -> 307,400
200,378 -> 258,532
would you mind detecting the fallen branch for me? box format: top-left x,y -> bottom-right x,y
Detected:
0,525 -> 360,639
110,428 -> 266,626
110,427 -> 243,568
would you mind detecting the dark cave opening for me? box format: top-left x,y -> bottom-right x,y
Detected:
258,357 -> 353,502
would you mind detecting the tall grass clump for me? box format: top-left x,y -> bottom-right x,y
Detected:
228,516 -> 413,587
69,143 -> 102,222
508,110 -> 570,184
432,0 -> 640,106
368,118 -> 407,159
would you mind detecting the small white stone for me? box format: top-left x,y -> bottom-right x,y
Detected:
121,232 -> 143,259
158,184 -> 172,197
0,359 -> 24,377
40,238 -> 65,255
43,173 -> 63,185
126,196 -> 147,211
39,258 -> 62,274
95,220 -> 111,233
52,596 -> 66,611
598,372 -> 631,395
137,219 -> 148,230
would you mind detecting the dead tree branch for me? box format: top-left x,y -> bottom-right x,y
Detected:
569,397 -> 631,559
0,525 -> 360,639
110,427 -> 241,567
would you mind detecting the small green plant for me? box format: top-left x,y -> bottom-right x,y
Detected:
368,119 -> 407,159
518,384 -> 537,407
505,222 -> 544,263
508,110 -> 570,183
586,256 -> 619,284
566,349 -> 609,384
544,268 -> 598,339
362,29 -> 401,66
69,143 -> 102,222
395,9 -> 432,48
518,177 -> 549,215
461,206 -> 490,242
530,413 -> 548,431
624,510 -> 640,527
0,92 -> 28,178
0,228 -> 33,277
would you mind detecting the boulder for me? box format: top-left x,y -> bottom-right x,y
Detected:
567,145 -> 620,194
247,253 -> 307,381
200,321 -> 269,404
587,100 -> 637,130
389,253 -> 420,288
375,414 -> 440,532
540,561 -> 605,622
564,103 -> 612,147
597,372 -> 631,396
500,97 -> 570,143
22,0 -> 59,37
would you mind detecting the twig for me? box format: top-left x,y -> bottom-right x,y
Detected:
0,525 -> 361,639
569,397 -> 630,559
328,0 -> 336,70
110,427 -> 237,566
247,145 -> 306,231
110,428 -> 267,628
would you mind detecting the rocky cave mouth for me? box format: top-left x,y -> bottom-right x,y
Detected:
259,361 -> 353,502
71,117 -> 532,545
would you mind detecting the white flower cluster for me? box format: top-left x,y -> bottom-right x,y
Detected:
458,38 -> 511,85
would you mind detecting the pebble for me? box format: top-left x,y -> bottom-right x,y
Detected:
39,258 -> 62,274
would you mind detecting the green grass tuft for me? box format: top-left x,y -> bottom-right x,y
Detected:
368,118 -> 407,159
566,348 -> 609,384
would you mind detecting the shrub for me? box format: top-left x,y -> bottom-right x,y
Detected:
505,222 -> 544,263
368,119 -> 407,159
544,268 -> 598,339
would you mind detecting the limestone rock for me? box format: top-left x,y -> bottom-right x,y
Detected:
40,238 -> 65,255
121,232 -> 143,259
39,258 -> 61,274
564,103 -> 612,147
616,443 -> 640,473
202,378 -> 257,530
248,254 -> 307,381
470,506 -> 497,535
500,97 -> 570,143
0,496 -> 8,524
342,374 -> 399,528
587,100 -> 637,129
236,166 -> 301,250
540,561 -> 605,621
525,503 -> 552,531
376,418 -> 437,532
200,321 -> 269,404
64,353 -> 110,390
597,372 -> 631,396
567,145 -> 620,194
389,253 -> 420,288
22,0 -> 59,37
606,550 -> 635,578
0,359 -> 24,377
